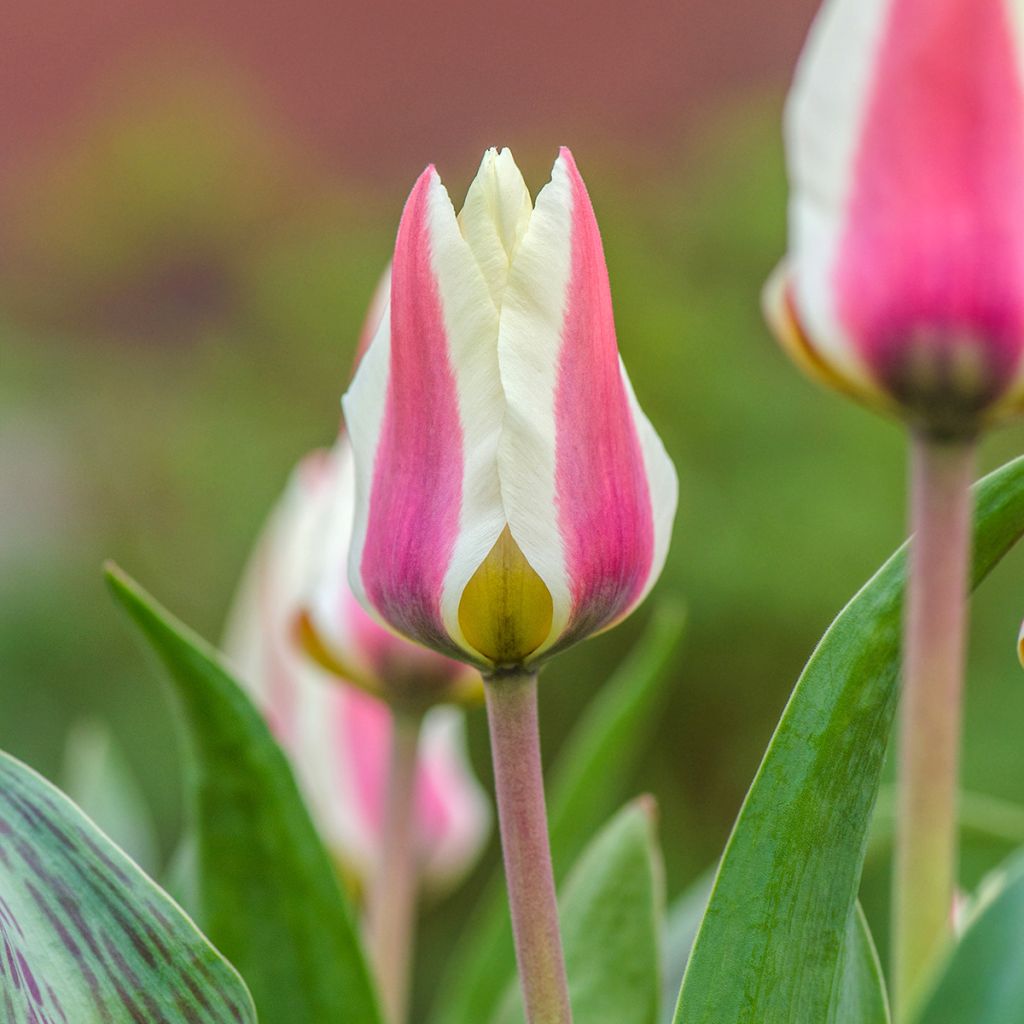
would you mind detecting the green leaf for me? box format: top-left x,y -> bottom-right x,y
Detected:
911,851 -> 1024,1024
0,749 -> 256,1024
106,565 -> 383,1024
491,798 -> 664,1024
660,880 -> 888,1024
675,455 -> 1024,1024
431,602 -> 687,1024
62,717 -> 161,877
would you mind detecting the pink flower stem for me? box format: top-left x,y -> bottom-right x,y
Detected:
892,433 -> 975,1018
369,710 -> 423,1024
485,671 -> 573,1024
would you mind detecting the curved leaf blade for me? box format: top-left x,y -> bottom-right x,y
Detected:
106,565 -> 382,1024
0,750 -> 255,1024
660,878 -> 888,1024
675,455 -> 1024,1023
492,798 -> 664,1024
432,603 -> 686,1024
912,851 -> 1024,1024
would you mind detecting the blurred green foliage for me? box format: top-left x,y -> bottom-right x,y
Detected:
3,89 -> 1024,1018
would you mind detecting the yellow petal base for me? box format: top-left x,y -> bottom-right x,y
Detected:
459,526 -> 553,666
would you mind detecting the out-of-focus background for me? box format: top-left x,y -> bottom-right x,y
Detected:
5,0 -> 1024,1013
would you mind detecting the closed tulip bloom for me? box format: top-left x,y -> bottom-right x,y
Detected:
223,445 -> 490,891
341,147 -> 677,672
766,0 -> 1024,438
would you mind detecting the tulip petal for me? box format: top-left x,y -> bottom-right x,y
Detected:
224,442 -> 490,889
790,0 -> 1024,416
345,167 -> 506,663
289,671 -> 490,891
496,148 -> 676,656
786,0 -> 893,394
458,147 -> 533,308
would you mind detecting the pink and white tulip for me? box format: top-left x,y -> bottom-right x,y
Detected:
339,147 -> 677,671
223,445 -> 490,890
766,0 -> 1024,436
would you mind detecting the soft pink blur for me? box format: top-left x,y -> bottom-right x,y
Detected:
3,0 -> 816,188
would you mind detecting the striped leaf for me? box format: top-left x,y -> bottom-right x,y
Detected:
0,750 -> 255,1024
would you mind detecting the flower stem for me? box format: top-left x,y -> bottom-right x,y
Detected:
369,710 -> 422,1024
892,434 -> 975,1018
485,672 -> 573,1024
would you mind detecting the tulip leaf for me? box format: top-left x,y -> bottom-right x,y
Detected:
432,602 -> 687,1024
659,877 -> 887,1024
106,565 -> 383,1024
674,454 -> 1024,1023
911,850 -> 1024,1024
490,798 -> 663,1024
0,748 -> 256,1024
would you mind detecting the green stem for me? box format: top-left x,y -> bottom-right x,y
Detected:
369,711 -> 423,1024
892,434 -> 975,1018
485,672 -> 573,1024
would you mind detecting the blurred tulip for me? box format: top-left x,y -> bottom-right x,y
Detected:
223,445 -> 490,891
340,146 -> 677,671
765,0 -> 1024,438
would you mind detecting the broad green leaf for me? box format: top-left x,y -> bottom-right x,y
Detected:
491,798 -> 663,1024
675,455 -> 1024,1024
106,565 -> 383,1024
62,717 -> 161,877
432,602 -> 686,1024
661,878 -> 888,1024
912,851 -> 1024,1024
0,749 -> 255,1024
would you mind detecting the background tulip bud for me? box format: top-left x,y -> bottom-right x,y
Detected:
343,147 -> 678,671
767,0 -> 1024,437
223,447 -> 490,890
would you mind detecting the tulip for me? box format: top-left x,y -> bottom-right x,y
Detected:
765,0 -> 1023,1010
340,147 -> 677,1024
223,441 -> 490,1023
765,0 -> 1024,439
340,146 -> 677,673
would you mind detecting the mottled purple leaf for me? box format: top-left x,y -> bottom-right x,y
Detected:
0,751 -> 256,1024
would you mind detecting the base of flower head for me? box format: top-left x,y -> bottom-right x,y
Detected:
764,264 -> 1014,442
458,527 -> 554,667
294,608 -> 484,712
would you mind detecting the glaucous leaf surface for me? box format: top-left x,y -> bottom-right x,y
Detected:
106,566 -> 382,1024
0,750 -> 255,1024
675,456 -> 1024,1023
491,798 -> 663,1024
432,602 -> 686,1024
912,851 -> 1024,1024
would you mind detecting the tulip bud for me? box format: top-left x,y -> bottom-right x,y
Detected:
223,446 -> 490,890
340,147 -> 678,671
766,0 -> 1024,437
